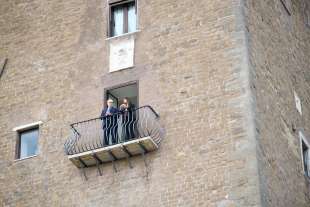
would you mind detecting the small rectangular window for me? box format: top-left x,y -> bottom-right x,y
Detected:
16,127 -> 39,159
300,132 -> 310,178
110,1 -> 136,37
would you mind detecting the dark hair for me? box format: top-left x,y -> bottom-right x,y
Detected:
123,97 -> 130,103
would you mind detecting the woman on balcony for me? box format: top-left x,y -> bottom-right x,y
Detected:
120,98 -> 136,142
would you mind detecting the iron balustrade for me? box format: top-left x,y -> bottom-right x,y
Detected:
64,105 -> 163,155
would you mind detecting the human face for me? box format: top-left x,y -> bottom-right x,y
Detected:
107,100 -> 113,107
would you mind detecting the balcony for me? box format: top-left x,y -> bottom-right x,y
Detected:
64,106 -> 163,168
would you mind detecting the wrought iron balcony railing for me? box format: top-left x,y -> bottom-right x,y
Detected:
64,105 -> 163,168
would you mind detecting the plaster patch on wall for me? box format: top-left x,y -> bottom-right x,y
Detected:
109,34 -> 135,72
32,59 -> 48,72
294,91 -> 302,115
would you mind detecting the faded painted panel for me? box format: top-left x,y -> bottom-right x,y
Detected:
109,34 -> 134,72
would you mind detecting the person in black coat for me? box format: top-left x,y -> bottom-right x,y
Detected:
100,99 -> 119,145
119,98 -> 136,141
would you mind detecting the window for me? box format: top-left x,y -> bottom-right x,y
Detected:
300,132 -> 310,178
105,82 -> 138,108
280,0 -> 292,15
109,0 -> 136,37
16,127 -> 39,159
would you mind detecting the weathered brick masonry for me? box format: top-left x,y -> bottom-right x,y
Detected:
245,0 -> 310,207
0,0 -> 308,206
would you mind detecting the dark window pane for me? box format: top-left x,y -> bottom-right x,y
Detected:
20,129 -> 39,158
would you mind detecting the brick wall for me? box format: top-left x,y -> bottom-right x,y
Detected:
245,0 -> 310,206
0,0 -> 261,206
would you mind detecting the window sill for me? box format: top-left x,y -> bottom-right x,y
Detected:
12,121 -> 43,131
109,65 -> 134,73
106,30 -> 141,41
14,154 -> 38,162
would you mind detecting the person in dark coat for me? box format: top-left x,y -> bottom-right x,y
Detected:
119,98 -> 136,141
101,99 -> 119,145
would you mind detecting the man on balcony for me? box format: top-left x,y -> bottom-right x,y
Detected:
101,99 -> 119,146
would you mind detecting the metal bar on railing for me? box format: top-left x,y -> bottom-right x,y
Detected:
64,105 -> 163,155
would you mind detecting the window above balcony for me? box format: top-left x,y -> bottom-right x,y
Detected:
109,0 -> 137,38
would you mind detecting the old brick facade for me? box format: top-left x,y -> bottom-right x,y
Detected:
245,0 -> 310,206
0,0 -> 309,207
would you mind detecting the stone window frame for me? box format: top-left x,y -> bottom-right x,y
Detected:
280,0 -> 292,16
107,0 -> 138,38
103,80 -> 139,109
13,121 -> 42,161
299,131 -> 310,180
